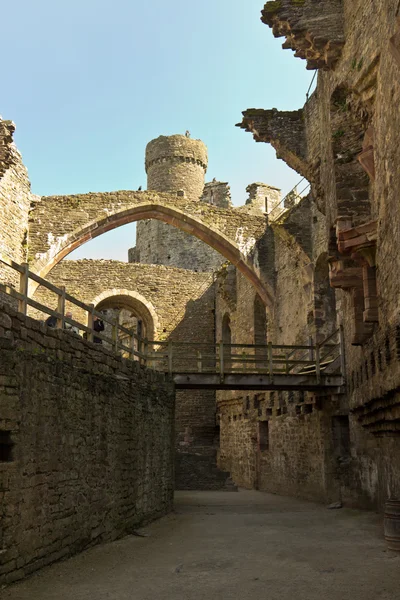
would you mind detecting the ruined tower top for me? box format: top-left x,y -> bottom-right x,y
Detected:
145,134 -> 208,202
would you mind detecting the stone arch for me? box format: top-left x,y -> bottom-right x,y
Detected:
29,201 -> 273,309
313,253 -> 337,342
91,289 -> 158,341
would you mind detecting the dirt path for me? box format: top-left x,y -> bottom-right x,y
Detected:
1,490 -> 399,600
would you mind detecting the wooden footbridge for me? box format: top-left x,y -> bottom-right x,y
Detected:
0,255 -> 345,392
142,332 -> 344,391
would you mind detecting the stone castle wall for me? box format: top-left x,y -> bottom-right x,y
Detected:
132,220 -> 224,272
30,260 -> 214,340
0,118 -> 32,300
225,0 -> 400,509
215,227 -> 333,501
30,259 -> 229,490
0,302 -> 175,586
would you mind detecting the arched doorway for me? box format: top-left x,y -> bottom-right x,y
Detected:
91,289 -> 158,354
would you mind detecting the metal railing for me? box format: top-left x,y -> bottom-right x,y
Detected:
0,254 -> 344,384
0,254 -> 145,362
268,178 -> 311,222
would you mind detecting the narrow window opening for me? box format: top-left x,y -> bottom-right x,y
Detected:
0,431 -> 14,462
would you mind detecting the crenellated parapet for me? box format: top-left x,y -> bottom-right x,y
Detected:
236,108 -> 310,179
261,0 -> 344,70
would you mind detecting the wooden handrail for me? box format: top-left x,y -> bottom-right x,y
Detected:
0,253 -> 142,358
0,254 -> 344,379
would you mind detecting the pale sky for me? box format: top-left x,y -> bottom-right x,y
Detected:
1,0 -> 313,261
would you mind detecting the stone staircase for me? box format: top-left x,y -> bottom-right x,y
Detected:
175,448 -> 237,491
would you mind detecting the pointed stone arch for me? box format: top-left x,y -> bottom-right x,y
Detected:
28,193 -> 274,308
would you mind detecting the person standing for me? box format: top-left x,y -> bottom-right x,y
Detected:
93,315 -> 105,344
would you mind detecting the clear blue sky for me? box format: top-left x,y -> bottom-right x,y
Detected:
2,0 -> 313,261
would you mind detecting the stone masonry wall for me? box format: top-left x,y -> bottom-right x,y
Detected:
233,0 -> 400,510
30,259 -> 230,490
0,302 -> 175,586
215,242 -> 332,500
27,189 -> 266,288
132,220 -> 224,272
31,260 -> 215,340
200,181 -> 232,208
0,118 -> 32,301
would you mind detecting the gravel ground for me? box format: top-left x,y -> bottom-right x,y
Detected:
1,489 -> 399,600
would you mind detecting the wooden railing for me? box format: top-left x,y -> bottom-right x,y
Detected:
0,254 -> 145,361
142,328 -> 344,381
0,254 -> 344,382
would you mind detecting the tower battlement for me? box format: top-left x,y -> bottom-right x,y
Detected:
145,134 -> 208,202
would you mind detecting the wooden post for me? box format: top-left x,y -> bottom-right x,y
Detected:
18,262 -> 29,315
167,340 -> 173,376
112,316 -> 118,353
143,337 -> 148,367
268,342 -> 273,382
315,344 -> 321,383
131,331 -> 136,361
87,303 -> 94,343
56,286 -> 66,330
197,351 -> 202,373
219,342 -> 224,382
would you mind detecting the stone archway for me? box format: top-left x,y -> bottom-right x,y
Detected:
27,191 -> 273,308
91,289 -> 159,341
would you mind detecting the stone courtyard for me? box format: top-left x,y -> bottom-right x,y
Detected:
1,490 -> 399,600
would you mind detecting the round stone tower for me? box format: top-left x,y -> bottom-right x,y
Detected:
145,134 -> 208,202
130,134 -> 223,272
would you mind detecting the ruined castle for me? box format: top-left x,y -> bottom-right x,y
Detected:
1,0 -> 400,586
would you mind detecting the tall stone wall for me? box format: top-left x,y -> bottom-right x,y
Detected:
215,226 -> 335,501
31,260 -> 215,340
0,118 -> 32,300
230,0 -> 400,510
0,302 -> 175,586
31,259 -> 232,490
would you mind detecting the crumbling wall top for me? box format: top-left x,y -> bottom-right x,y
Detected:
261,0 -> 344,70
